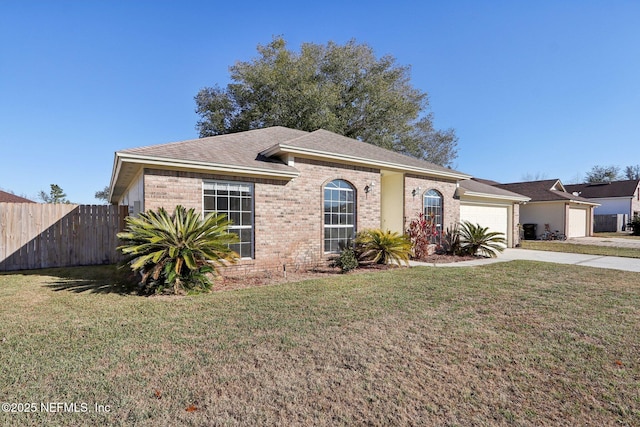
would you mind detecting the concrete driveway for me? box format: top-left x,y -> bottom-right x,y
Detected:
498,248 -> 640,272
410,246 -> 640,272
567,236 -> 640,249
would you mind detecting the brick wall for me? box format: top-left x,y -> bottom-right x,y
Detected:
143,160 -> 380,275
403,174 -> 460,231
513,203 -> 521,246
143,166 -> 463,275
633,183 -> 640,217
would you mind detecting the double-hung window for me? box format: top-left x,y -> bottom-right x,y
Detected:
203,181 -> 254,258
324,179 -> 356,253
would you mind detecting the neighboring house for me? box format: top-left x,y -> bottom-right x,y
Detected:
495,179 -> 599,239
109,126 -> 472,273
457,178 -> 530,247
565,179 -> 640,221
0,190 -> 34,203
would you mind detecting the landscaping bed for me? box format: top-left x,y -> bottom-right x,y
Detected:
216,254 -> 478,291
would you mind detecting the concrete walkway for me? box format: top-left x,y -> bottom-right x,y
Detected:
410,248 -> 640,272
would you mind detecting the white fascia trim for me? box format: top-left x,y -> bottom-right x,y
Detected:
460,190 -> 530,203
526,199 -> 600,207
262,144 -> 472,180
108,153 -> 122,203
569,200 -> 601,207
116,152 -> 300,179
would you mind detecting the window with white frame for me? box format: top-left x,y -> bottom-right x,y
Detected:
324,179 -> 356,253
423,189 -> 443,243
203,181 -> 254,258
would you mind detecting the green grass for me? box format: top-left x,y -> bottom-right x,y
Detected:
520,240 -> 640,258
1,263 -> 639,426
594,232 -> 640,239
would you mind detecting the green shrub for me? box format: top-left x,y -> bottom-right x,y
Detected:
458,221 -> 506,258
441,223 -> 462,255
117,205 -> 239,294
355,229 -> 411,266
331,243 -> 359,273
628,215 -> 640,236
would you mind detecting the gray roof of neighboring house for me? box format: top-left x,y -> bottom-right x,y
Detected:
565,179 -> 640,199
496,179 -> 596,203
0,190 -> 34,203
458,178 -> 530,201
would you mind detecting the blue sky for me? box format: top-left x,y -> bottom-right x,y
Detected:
1,1 -> 638,203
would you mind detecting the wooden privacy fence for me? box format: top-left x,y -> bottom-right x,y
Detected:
594,214 -> 629,233
0,203 -> 129,271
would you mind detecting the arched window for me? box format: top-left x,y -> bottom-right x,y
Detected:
423,189 -> 443,243
324,179 -> 356,252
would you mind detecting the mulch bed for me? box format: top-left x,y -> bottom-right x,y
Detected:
212,254 -> 478,292
414,253 -> 478,264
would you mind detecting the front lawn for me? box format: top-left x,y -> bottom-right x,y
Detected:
1,263 -> 639,426
594,232 -> 640,240
520,240 -> 640,258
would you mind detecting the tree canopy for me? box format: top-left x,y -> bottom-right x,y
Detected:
95,186 -> 110,203
624,165 -> 640,180
585,165 -> 620,183
38,184 -> 69,204
195,37 -> 458,167
584,164 -> 640,183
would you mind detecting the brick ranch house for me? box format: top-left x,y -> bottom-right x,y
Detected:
109,126 -> 477,274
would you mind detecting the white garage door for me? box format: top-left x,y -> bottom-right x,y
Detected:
460,204 -> 509,246
568,207 -> 588,238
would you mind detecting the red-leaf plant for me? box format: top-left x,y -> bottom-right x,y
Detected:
406,212 -> 437,259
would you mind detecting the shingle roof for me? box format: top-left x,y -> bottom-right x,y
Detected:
116,126 -> 470,180
496,179 -> 596,203
565,180 -> 640,199
0,190 -> 34,203
118,127 -> 307,175
262,129 -> 470,179
458,178 -> 530,201
471,177 -> 502,186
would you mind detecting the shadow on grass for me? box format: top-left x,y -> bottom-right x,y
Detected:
8,264 -> 139,295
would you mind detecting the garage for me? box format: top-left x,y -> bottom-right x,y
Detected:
457,179 -> 531,248
460,203 -> 509,247
568,206 -> 588,238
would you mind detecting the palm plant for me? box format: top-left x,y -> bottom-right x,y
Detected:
355,229 -> 412,266
458,220 -> 506,258
441,223 -> 462,255
117,205 -> 239,294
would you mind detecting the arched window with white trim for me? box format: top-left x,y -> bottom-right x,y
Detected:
423,189 -> 443,243
323,179 -> 356,252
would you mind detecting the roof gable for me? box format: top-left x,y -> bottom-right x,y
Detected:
261,128 -> 471,180
458,179 -> 530,202
496,179 -> 597,204
118,127 -> 306,175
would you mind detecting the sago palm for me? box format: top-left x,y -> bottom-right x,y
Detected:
355,229 -> 412,266
117,205 -> 239,294
458,220 -> 506,258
